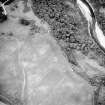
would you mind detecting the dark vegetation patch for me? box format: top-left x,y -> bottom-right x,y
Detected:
32,0 -> 105,67
0,7 -> 8,23
32,0 -> 86,44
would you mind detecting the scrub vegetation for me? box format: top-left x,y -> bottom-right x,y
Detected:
32,0 -> 105,67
